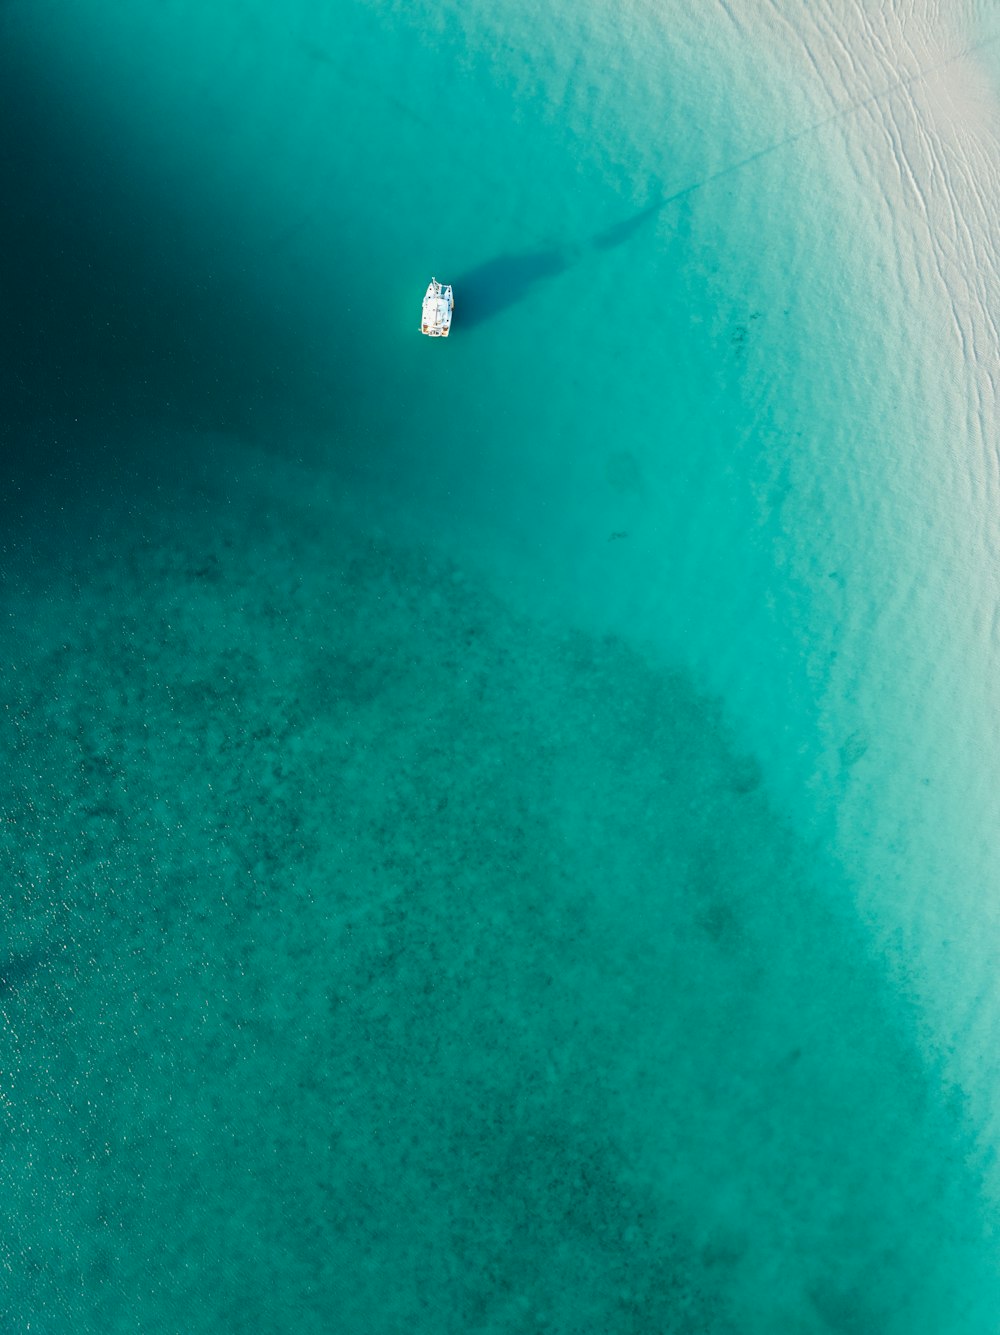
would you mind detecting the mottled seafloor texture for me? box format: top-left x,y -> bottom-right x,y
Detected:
1,439 -> 995,1334
4,0 -> 1000,1331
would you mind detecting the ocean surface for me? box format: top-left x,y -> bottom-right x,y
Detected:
3,0 -> 1000,1329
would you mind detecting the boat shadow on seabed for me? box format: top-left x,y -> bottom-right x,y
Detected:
453,198 -> 664,330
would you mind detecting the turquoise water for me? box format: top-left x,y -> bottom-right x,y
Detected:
3,0 -> 1000,1329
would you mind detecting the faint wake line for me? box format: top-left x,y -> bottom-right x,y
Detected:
658,30 -> 1000,209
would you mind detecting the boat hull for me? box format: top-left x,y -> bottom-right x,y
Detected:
421,278 -> 453,337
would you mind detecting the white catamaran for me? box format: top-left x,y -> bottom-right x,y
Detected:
421,278 -> 454,337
